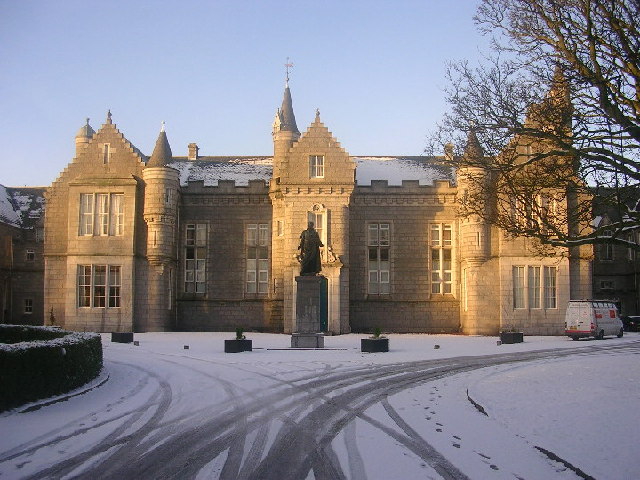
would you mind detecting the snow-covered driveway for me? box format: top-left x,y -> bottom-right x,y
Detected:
1,333 -> 639,479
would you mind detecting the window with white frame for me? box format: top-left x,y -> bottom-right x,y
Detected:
185,224 -> 207,293
308,210 -> 326,245
309,155 -> 324,178
246,223 -> 269,294
77,265 -> 121,308
25,249 -> 35,262
513,265 -> 557,309
24,298 -> 33,314
528,266 -> 541,309
431,224 -> 453,294
544,266 -> 557,308
368,223 -> 390,294
79,193 -> 124,236
600,229 -> 614,260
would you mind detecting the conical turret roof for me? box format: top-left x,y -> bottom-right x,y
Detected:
279,85 -> 299,133
464,129 -> 484,160
147,123 -> 173,167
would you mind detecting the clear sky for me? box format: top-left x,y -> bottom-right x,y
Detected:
0,0 -> 486,187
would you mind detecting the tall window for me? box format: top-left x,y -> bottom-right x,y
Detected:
527,266 -> 541,309
544,266 -> 557,309
102,144 -> 110,164
431,224 -> 452,294
24,298 -> 33,314
601,229 -> 614,260
513,265 -> 557,309
308,211 -> 325,245
368,223 -> 390,294
513,266 -> 526,309
185,224 -> 206,293
247,223 -> 269,294
77,265 -> 121,308
309,155 -> 324,178
79,193 -> 124,236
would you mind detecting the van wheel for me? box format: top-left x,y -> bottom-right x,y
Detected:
617,329 -> 624,338
596,330 -> 605,340
571,336 -> 579,341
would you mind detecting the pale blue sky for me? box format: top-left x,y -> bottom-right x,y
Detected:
0,0 -> 485,186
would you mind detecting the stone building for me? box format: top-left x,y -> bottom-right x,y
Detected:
0,185 -> 45,325
40,83 -> 595,335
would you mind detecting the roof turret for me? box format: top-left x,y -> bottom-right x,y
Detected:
75,118 -> 95,139
464,129 -> 484,160
147,122 -> 173,167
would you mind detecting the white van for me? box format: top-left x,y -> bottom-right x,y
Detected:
565,300 -> 624,340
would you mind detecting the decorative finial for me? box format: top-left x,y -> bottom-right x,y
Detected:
106,109 -> 112,123
315,108 -> 320,119
161,121 -> 165,133
285,57 -> 293,86
86,117 -> 90,126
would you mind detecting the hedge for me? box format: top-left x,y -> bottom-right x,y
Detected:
0,325 -> 103,412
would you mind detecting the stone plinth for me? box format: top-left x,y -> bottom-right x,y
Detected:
292,275 -> 325,348
291,333 -> 324,348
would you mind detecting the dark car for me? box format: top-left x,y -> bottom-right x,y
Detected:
621,315 -> 640,332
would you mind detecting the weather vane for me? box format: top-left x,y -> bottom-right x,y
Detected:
285,57 -> 294,86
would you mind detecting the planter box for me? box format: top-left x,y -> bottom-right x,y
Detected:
111,332 -> 134,343
361,338 -> 389,353
500,332 -> 524,344
224,339 -> 252,353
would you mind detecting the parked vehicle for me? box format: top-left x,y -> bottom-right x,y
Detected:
621,315 -> 640,332
565,300 -> 624,340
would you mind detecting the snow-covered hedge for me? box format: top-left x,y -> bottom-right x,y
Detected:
0,325 -> 103,412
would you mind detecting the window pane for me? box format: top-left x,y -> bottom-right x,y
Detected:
196,224 -> 207,246
80,194 -> 94,235
431,225 -> 440,246
110,194 -> 124,236
369,248 -> 378,261
379,224 -> 390,246
513,266 -> 525,309
368,224 -> 379,246
431,249 -> 440,270
528,266 -> 541,309
97,194 -> 109,236
544,266 -> 557,309
259,224 -> 268,246
443,225 -> 452,246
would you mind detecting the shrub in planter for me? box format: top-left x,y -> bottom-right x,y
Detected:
224,327 -> 252,353
361,327 -> 389,353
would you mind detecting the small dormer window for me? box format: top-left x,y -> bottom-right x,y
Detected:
309,155 -> 324,178
103,144 -> 110,164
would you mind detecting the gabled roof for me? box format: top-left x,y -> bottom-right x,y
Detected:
0,185 -> 46,228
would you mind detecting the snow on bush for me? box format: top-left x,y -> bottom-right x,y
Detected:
0,325 -> 103,412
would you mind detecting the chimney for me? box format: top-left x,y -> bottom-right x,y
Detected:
188,143 -> 199,161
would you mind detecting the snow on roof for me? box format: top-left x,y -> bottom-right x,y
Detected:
168,157 -> 272,186
0,186 -> 46,228
353,156 -> 453,185
168,156 -> 453,187
0,185 -> 21,227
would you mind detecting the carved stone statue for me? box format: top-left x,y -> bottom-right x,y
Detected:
298,222 -> 323,275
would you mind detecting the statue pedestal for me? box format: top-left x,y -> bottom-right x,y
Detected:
292,275 -> 325,348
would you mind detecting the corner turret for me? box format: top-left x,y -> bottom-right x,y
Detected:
142,124 -> 180,331
75,118 -> 95,156
272,83 -> 301,179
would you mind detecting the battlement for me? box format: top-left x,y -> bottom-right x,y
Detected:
182,179 -> 269,195
356,179 -> 455,193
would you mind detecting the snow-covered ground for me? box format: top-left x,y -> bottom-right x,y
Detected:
1,333 -> 639,479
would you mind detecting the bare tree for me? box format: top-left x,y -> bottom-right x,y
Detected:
429,0 -> 640,250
